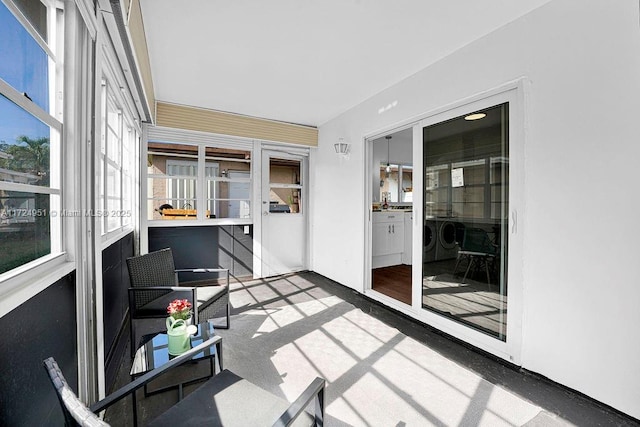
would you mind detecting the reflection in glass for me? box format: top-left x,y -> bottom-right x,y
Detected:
0,191 -> 51,274
146,142 -> 198,220
0,95 -> 51,187
147,142 -> 252,220
379,164 -> 413,204
269,158 -> 301,214
207,179 -> 251,219
0,2 -> 49,111
422,103 -> 509,340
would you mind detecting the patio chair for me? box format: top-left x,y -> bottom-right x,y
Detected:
44,340 -> 325,426
452,227 -> 498,288
126,248 -> 230,357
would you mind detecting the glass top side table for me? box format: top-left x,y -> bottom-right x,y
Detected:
130,321 -> 223,397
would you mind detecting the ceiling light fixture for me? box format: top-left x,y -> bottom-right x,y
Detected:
464,113 -> 486,121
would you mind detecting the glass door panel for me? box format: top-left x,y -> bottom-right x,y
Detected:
422,103 -> 509,340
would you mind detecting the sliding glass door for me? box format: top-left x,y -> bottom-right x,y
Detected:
422,103 -> 509,340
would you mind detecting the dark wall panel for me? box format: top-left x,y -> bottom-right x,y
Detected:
217,226 -> 234,271
148,225 -> 253,278
0,273 -> 77,426
150,226 -> 219,268
102,231 -> 134,391
233,225 -> 253,277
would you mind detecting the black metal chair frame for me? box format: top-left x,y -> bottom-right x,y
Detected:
44,336 -> 325,426
126,248 -> 231,357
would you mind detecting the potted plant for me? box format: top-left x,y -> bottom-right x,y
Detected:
167,298 -> 193,323
166,299 -> 195,355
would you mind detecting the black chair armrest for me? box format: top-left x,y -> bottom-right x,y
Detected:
128,286 -> 197,305
128,286 -> 198,320
90,335 -> 223,414
128,286 -> 196,292
272,377 -> 325,427
175,268 -> 229,273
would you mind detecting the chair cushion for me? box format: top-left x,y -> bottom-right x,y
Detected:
134,286 -> 226,319
148,369 -> 313,427
195,286 -> 227,309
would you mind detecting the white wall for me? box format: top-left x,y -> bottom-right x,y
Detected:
310,0 -> 640,419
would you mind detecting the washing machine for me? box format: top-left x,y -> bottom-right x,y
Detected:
423,219 -> 437,262
435,218 -> 459,261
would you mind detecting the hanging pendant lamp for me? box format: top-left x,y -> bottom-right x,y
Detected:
385,136 -> 392,176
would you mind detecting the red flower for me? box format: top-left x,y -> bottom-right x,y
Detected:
167,299 -> 192,320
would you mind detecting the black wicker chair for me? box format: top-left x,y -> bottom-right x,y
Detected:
44,340 -> 326,426
126,248 -> 230,357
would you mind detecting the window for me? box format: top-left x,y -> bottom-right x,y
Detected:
99,77 -> 137,237
268,158 -> 301,214
147,142 -> 251,221
0,0 -> 63,275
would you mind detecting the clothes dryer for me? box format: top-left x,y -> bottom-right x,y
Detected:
423,219 -> 437,262
435,219 -> 458,261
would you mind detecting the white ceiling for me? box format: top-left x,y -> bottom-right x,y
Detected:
140,0 -> 551,127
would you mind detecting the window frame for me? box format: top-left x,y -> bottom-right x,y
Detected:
0,0 -> 65,286
98,44 -> 140,246
144,128 -> 254,227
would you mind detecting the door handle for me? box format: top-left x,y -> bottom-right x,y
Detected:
388,225 -> 391,233
392,224 -> 395,233
263,211 -> 269,216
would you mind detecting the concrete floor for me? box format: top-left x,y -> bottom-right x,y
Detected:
107,272 -> 639,426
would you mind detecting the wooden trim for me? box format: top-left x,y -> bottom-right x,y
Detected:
156,102 -> 318,147
127,0 -> 156,120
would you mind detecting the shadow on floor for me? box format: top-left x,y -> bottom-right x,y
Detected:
106,271 -> 638,426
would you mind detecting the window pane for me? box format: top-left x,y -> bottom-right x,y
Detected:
105,161 -> 121,232
422,103 -> 509,341
0,95 -> 51,187
106,97 -> 121,164
147,177 -> 197,220
11,0 -> 47,42
148,142 -> 253,221
270,158 -> 300,185
207,178 -> 251,219
268,187 -> 301,214
205,146 -> 251,164
207,199 -> 250,219
147,142 -> 198,220
0,2 -> 49,111
0,191 -> 51,274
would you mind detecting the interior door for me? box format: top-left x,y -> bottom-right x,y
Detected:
261,151 -> 306,276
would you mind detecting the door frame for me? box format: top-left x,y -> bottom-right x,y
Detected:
364,124 -> 417,313
363,79 -> 526,364
258,147 -> 309,278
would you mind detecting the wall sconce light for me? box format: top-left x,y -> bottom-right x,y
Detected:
334,138 -> 350,155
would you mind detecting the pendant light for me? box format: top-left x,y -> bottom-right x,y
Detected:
385,135 -> 392,176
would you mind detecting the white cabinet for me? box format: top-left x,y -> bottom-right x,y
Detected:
372,212 -> 404,268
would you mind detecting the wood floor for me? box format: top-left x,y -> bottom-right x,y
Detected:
372,264 -> 412,304
373,261 -> 506,337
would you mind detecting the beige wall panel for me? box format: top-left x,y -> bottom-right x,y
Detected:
157,102 -> 318,147
128,0 -> 156,120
